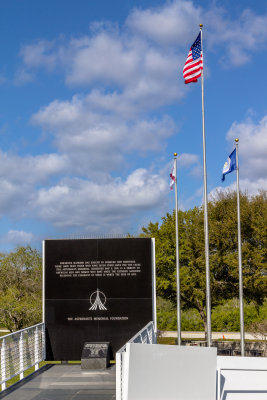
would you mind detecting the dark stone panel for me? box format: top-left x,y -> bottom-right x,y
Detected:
44,238 -> 153,360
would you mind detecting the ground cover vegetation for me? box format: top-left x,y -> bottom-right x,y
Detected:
0,191 -> 265,334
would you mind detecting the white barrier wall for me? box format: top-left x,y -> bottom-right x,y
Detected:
116,321 -> 156,400
126,343 -> 217,400
217,356 -> 267,400
116,322 -> 267,400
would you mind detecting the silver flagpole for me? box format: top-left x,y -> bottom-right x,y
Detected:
174,152 -> 181,345
235,138 -> 245,356
200,24 -> 212,347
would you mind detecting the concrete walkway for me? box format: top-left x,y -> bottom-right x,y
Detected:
0,364 -> 116,400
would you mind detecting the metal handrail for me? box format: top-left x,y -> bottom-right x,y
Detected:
0,322 -> 45,391
0,323 -> 43,340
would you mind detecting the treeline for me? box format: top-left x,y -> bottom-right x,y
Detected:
0,246 -> 42,332
141,190 -> 267,332
157,297 -> 267,333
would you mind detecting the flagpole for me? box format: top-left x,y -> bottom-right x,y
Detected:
199,24 -> 212,347
174,152 -> 181,346
235,138 -> 245,356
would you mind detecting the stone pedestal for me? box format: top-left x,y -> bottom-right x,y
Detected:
81,342 -> 111,369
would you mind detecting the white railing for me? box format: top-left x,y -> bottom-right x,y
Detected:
0,323 -> 45,391
116,321 -> 156,400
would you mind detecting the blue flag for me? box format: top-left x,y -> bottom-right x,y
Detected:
222,149 -> 236,181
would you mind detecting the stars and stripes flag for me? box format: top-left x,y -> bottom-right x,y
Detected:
183,32 -> 203,84
170,161 -> 176,190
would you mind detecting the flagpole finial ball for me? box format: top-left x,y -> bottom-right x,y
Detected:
174,152 -> 177,157
235,138 -> 239,143
199,24 -> 203,28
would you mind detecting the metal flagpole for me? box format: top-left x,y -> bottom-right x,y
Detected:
199,24 -> 212,347
235,138 -> 245,356
174,153 -> 181,345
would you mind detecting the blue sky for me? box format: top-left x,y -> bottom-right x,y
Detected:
0,0 -> 266,251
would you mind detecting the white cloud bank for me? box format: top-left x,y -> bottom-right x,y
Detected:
0,155 -> 170,238
18,1 -> 267,87
31,95 -> 175,178
34,169 -> 167,231
208,8 -> 267,67
6,230 -> 34,244
0,230 -> 35,249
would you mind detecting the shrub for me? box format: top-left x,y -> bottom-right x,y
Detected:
211,298 -> 260,331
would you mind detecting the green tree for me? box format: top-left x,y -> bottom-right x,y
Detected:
142,207 -> 210,331
208,190 -> 267,304
0,246 -> 42,331
142,190 -> 267,333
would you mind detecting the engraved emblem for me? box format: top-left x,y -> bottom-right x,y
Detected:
222,158 -> 230,174
89,289 -> 107,311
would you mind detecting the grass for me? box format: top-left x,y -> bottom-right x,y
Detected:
1,361 -> 65,391
157,336 -> 267,344
157,337 -> 177,345
0,331 -> 10,337
1,361 -> 68,391
1,362 -> 45,391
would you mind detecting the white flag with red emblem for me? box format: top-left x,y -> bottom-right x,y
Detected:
170,161 -> 176,190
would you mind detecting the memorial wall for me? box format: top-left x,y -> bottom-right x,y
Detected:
44,238 -> 155,360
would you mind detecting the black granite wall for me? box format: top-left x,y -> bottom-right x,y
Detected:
44,238 -> 154,360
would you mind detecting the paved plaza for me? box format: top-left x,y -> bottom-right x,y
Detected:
0,364 -> 116,400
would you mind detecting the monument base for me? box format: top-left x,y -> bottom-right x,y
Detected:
81,342 -> 111,369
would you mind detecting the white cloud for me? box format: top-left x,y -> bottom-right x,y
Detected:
209,178 -> 267,200
66,33 -> 140,86
210,114 -> 267,198
31,95 -> 176,176
239,178 -> 267,195
34,169 -> 167,231
13,68 -> 35,86
0,151 -> 68,185
15,1 -> 267,98
5,230 -> 34,245
0,145 -> 169,234
178,153 -> 199,168
127,2 -> 267,68
18,30 -> 184,109
206,8 -> 267,67
126,1 -> 201,45
227,115 -> 267,180
65,35 -> 183,109
20,40 -> 58,70
176,153 -> 202,178
0,179 -> 31,218
0,151 -> 68,219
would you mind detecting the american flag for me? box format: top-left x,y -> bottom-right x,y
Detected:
183,32 -> 203,84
